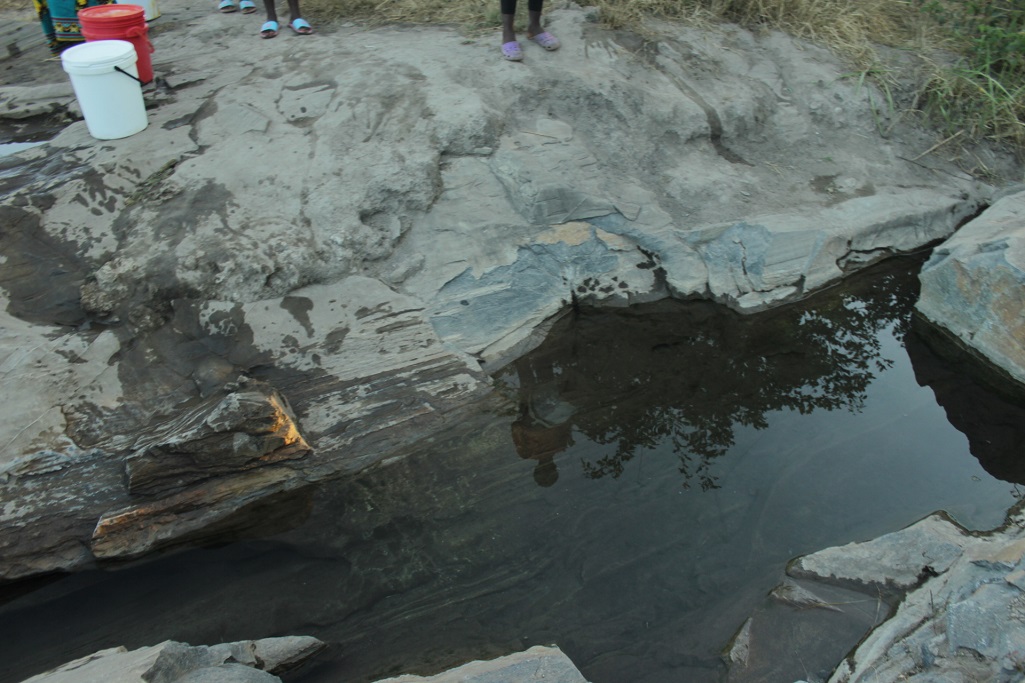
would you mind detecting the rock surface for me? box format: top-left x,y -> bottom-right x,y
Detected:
371,645 -> 589,683
747,507 -> 1025,683
21,636 -> 325,683
21,640 -> 586,683
0,0 -> 1020,580
917,189 -> 1025,387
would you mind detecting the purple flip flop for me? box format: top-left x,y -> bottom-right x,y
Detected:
529,31 -> 560,51
502,41 -> 524,61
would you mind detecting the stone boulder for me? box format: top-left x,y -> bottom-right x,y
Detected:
917,189 -> 1025,386
21,636 -> 324,683
371,645 -> 589,683
765,508 -> 1025,683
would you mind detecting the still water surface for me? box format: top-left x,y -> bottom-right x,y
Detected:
1,256 -> 1022,683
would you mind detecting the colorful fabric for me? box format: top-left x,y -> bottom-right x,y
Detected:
34,0 -> 113,52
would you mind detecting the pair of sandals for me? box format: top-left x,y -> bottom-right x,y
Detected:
218,0 -> 256,13
261,18 -> 313,38
502,31 -> 560,61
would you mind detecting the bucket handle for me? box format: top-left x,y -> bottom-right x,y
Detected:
114,66 -> 144,85
125,24 -> 155,53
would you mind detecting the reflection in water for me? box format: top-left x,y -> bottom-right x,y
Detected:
0,257 -> 1020,683
906,318 -> 1025,485
510,357 -> 576,487
502,263 -> 917,491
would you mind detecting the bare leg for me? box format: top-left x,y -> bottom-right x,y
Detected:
526,8 -> 542,39
286,0 -> 312,33
501,12 -> 516,44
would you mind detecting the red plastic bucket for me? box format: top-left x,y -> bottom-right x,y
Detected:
79,5 -> 153,84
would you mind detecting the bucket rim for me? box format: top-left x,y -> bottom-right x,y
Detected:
78,4 -> 145,19
61,39 -> 138,74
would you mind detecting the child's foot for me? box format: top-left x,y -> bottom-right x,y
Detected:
239,0 -> 256,13
218,0 -> 237,12
261,20 -> 279,37
527,31 -> 560,51
290,18 -> 313,34
502,41 -> 523,61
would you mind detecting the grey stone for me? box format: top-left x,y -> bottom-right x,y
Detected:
917,190 -> 1025,385
372,645 -> 589,683
789,513 -> 969,590
810,508 -> 1025,683
0,83 -> 76,119
124,380 -> 311,496
946,582 -> 1023,659
20,637 -> 322,683
174,664 -> 280,683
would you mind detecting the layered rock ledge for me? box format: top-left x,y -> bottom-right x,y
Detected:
2,1 -> 1017,581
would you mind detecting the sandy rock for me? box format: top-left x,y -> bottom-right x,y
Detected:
917,189 -> 1025,386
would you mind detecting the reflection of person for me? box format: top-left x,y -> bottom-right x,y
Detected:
34,0 -> 112,55
499,0 -> 560,62
511,407 -> 572,487
510,357 -> 575,487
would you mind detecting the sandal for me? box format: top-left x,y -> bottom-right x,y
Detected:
528,31 -> 560,51
290,18 -> 313,34
260,20 -> 278,38
218,0 -> 237,12
501,41 -> 523,61
239,0 -> 256,12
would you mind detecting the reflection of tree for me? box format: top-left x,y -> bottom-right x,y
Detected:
500,257 -> 924,489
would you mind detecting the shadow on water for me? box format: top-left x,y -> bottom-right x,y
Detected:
0,256 -> 1023,683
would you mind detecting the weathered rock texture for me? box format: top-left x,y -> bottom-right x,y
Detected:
785,507 -> 1025,682
917,189 -> 1025,386
0,0 -> 1018,578
372,645 -> 589,683
22,636 -> 324,683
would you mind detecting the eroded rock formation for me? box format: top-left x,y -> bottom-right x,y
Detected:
0,5 -> 1023,657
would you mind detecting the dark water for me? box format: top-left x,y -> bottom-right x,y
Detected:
2,256 -> 1023,683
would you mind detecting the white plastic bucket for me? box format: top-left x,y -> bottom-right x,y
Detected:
61,40 -> 148,140
121,0 -> 160,21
